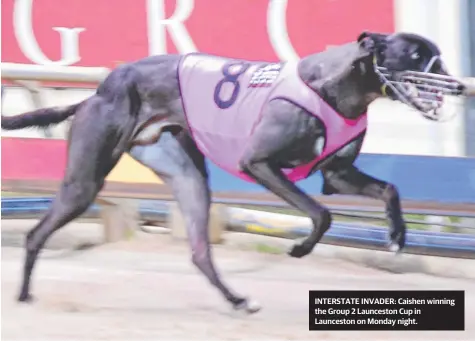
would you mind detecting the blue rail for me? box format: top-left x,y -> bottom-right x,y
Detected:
1,197 -> 168,220
206,154 -> 475,204
2,197 -> 473,258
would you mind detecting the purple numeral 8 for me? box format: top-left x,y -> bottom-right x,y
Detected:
213,62 -> 250,109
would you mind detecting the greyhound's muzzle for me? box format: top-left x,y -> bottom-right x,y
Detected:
376,67 -> 467,121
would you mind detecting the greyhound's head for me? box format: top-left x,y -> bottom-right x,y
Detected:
357,31 -> 467,121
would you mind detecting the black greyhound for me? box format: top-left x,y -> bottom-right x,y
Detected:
1,31 -> 471,313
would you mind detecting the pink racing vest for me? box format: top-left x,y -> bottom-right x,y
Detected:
178,53 -> 367,183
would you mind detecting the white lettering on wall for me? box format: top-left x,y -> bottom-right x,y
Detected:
267,0 -> 299,62
147,0 -> 197,55
13,0 -> 84,65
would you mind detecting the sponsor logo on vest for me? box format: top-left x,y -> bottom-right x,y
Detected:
248,63 -> 282,88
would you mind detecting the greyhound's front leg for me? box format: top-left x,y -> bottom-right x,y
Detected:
321,165 -> 406,252
130,132 -> 260,313
241,160 -> 332,258
239,99 -> 332,257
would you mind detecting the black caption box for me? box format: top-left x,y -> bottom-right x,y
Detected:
309,290 -> 464,331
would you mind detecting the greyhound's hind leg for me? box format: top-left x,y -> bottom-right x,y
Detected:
129,131 -> 260,313
18,97 -> 131,302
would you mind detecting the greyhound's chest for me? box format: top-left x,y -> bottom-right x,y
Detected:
275,115 -> 366,175
272,117 -> 327,168
178,53 -> 367,183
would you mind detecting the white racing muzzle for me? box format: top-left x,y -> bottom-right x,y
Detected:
375,56 -> 467,121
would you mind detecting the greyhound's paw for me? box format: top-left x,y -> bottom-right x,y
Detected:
388,241 -> 404,255
233,298 -> 261,314
288,243 -> 312,258
17,292 -> 34,303
388,242 -> 400,253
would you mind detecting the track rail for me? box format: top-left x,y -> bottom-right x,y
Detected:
2,197 -> 473,259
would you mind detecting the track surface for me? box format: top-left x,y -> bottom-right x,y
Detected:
2,220 -> 474,340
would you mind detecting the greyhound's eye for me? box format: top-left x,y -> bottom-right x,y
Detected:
411,52 -> 420,60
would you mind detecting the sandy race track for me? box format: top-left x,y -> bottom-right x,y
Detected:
2,220 -> 474,340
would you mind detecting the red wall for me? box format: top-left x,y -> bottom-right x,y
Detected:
2,0 -> 394,67
1,138 -> 66,181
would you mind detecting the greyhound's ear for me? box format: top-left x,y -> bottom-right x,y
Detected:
357,31 -> 388,52
357,31 -> 371,43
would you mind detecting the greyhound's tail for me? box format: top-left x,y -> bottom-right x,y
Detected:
1,102 -> 82,130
